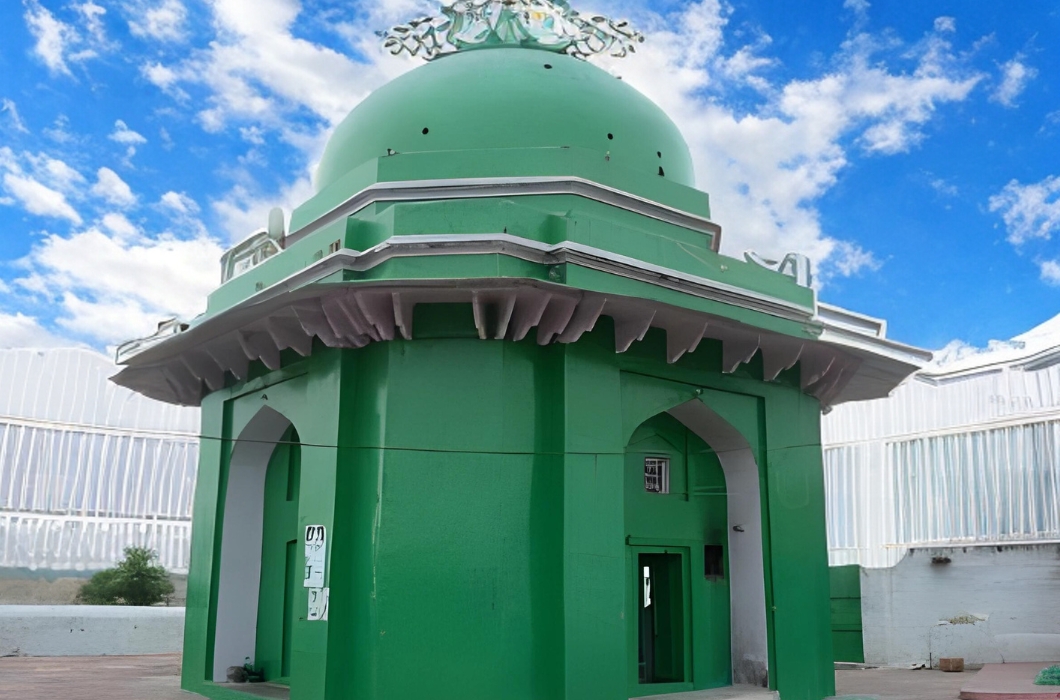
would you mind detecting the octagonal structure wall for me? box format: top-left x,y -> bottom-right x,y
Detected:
180,308 -> 835,700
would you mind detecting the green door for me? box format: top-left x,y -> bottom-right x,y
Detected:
829,565 -> 864,663
255,426 -> 302,682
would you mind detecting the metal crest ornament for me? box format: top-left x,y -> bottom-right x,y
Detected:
380,0 -> 645,61
744,251 -> 814,289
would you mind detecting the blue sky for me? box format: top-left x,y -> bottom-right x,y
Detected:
0,0 -> 1057,357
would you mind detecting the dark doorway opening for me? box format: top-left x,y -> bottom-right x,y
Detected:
638,552 -> 686,684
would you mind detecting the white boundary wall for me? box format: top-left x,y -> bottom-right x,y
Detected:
862,545 -> 1060,667
0,605 -> 184,656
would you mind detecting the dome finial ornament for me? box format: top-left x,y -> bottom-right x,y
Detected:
380,0 -> 645,61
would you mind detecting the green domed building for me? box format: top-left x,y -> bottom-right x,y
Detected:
114,3 -> 928,699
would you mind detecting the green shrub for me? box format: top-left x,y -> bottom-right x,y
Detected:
1035,665 -> 1060,685
77,546 -> 175,606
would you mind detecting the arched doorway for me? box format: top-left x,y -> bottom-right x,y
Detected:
625,397 -> 771,695
254,425 -> 302,682
212,406 -> 298,682
625,412 -> 730,695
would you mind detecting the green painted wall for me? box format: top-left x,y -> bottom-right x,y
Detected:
829,565 -> 865,663
181,307 -> 835,700
335,335 -> 566,700
181,355 -> 343,700
762,392 -> 836,698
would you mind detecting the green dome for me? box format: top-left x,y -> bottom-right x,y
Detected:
315,47 -> 695,193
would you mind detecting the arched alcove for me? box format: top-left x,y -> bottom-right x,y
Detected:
212,405 -> 294,682
666,399 -> 769,687
624,411 -> 731,691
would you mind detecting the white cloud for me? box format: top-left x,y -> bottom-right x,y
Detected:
2,173 -> 82,224
0,312 -> 73,349
934,17 -> 956,33
829,241 -> 883,278
239,126 -> 266,145
1,99 -> 30,133
212,177 -> 313,242
91,167 -> 137,207
929,338 -> 981,368
16,226 -> 225,343
0,149 -> 197,356
109,119 -> 147,145
127,0 -> 187,42
593,2 -> 982,277
0,147 -> 85,222
56,291 -> 170,340
843,0 -> 870,27
100,211 -> 139,240
108,120 -> 147,163
1040,260 -> 1060,286
142,0 -> 410,133
43,115 -> 76,144
989,175 -> 1060,245
23,0 -> 113,75
75,2 -> 108,47
24,0 -> 78,75
929,177 -> 958,197
24,152 -> 86,192
159,190 -> 199,215
157,191 -> 208,238
142,62 -> 181,91
992,54 -> 1037,107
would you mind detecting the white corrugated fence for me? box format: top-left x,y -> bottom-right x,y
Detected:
822,317 -> 1060,568
0,348 -> 199,573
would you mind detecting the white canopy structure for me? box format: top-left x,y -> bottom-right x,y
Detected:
0,348 -> 199,573
823,315 -> 1060,568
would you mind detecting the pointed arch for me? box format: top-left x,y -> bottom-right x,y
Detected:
212,405 -> 294,682
667,399 -> 769,687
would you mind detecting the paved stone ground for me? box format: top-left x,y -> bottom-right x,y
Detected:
835,667 -> 967,700
632,685 -> 776,698
0,654 -> 190,699
960,663 -> 1059,699
0,655 -> 969,699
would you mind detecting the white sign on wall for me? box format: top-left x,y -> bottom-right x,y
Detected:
304,524 -> 326,588
308,587 -> 329,621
